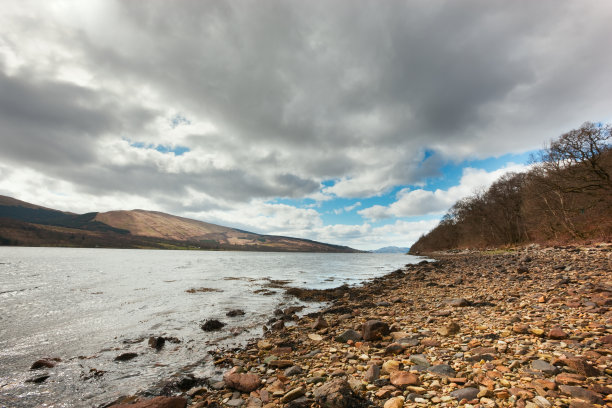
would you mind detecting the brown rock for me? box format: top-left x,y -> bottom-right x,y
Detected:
556,373 -> 586,385
559,385 -> 604,404
362,320 -> 390,341
281,387 -> 306,403
114,352 -> 138,362
600,334 -> 612,344
224,367 -> 261,393
313,378 -> 366,407
109,396 -> 187,408
30,358 -> 60,370
267,360 -> 293,368
421,338 -> 440,347
513,323 -> 529,334
312,316 -> 329,330
548,326 -> 568,340
563,357 -> 601,377
389,371 -> 419,387
437,321 -> 460,336
364,364 -> 380,382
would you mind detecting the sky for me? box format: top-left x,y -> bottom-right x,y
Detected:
1,1 -> 611,250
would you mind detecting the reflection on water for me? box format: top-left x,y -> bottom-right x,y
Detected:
0,247 -> 421,407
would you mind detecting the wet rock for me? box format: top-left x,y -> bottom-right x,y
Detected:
362,320 -> 390,341
114,352 -> 138,361
108,396 -> 187,408
450,387 -> 479,401
335,329 -> 362,343
389,371 -> 419,387
30,358 -> 60,370
313,378 -> 368,408
25,374 -> 50,384
148,336 -> 165,350
226,309 -> 245,317
223,367 -> 261,393
201,319 -> 225,332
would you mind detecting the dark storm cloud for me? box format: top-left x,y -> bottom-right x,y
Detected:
1,0 -> 611,204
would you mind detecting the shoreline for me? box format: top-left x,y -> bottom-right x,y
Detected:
109,244 -> 611,407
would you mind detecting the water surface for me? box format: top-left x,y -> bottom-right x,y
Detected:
0,247 -> 421,407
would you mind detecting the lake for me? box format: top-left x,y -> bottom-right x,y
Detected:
0,247 -> 422,407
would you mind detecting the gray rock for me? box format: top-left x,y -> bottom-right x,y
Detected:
409,354 -> 430,367
364,364 -> 380,382
450,387 -> 479,401
226,398 -> 244,407
532,359 -> 559,375
446,298 -> 470,307
426,364 -> 456,378
313,378 -> 368,408
335,329 -> 362,343
284,365 -> 303,376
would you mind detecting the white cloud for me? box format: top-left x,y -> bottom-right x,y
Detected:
359,163 -> 530,220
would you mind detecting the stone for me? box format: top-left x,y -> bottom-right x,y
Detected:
555,373 -> 585,385
267,359 -> 293,368
313,378 -> 367,408
312,316 -> 329,329
450,387 -> 479,401
281,387 -> 306,403
308,333 -> 323,341
600,334 -> 612,344
257,340 -> 273,350
437,322 -> 460,336
148,336 -> 165,350
532,396 -> 552,408
109,396 -> 187,408
335,329 -> 362,343
446,298 -> 470,307
532,360 -> 559,375
284,365 -> 302,376
563,358 -> 601,377
226,309 -> 246,317
226,399 -> 244,407
548,327 -> 568,340
558,385 -> 604,404
364,364 -> 380,382
382,360 -> 401,374
389,371 -> 419,387
427,364 -> 456,378
114,352 -> 138,362
384,343 -> 404,355
361,320 -> 390,341
383,396 -> 405,408
409,354 -> 429,367
201,319 -> 225,332
25,374 -> 50,384
30,358 -> 60,370
223,368 -> 261,393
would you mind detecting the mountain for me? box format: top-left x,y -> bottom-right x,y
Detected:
0,195 -> 358,252
372,246 -> 410,253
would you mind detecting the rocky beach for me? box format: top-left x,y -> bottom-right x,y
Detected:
103,244 -> 612,408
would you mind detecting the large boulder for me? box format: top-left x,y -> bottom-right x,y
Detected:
362,320 -> 390,341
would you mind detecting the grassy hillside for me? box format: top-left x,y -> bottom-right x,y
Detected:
0,197 -> 358,252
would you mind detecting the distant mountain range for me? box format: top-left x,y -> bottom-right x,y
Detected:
371,246 -> 410,253
0,195 -> 358,252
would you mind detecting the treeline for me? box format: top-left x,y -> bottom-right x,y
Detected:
410,122 -> 612,253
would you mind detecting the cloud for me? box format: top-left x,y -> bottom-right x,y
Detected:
359,163 -> 529,220
1,1 -> 611,248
